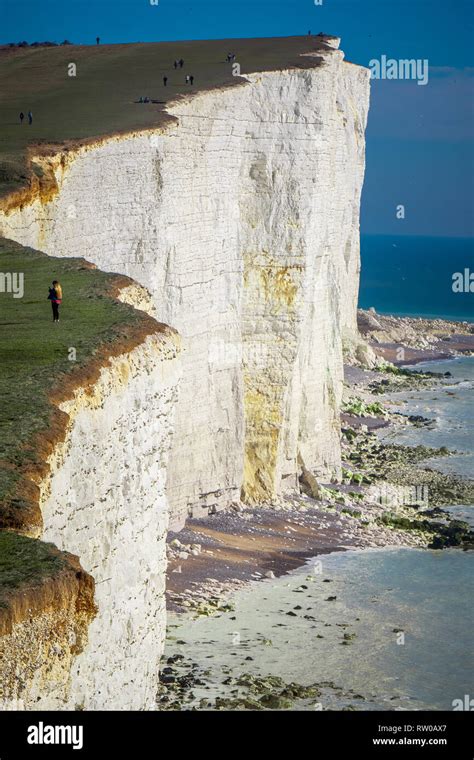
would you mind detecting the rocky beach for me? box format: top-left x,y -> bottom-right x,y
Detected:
161,311 -> 474,710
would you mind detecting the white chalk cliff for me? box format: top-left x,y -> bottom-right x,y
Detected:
0,39 -> 370,708
40,327 -> 180,710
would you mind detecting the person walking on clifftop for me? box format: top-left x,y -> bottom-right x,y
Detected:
48,280 -> 62,322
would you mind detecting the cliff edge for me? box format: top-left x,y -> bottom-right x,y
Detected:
0,34 -> 370,708
0,239 -> 180,708
0,35 -> 371,527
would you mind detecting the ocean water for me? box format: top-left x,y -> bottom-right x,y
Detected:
167,547 -> 473,711
359,235 -> 474,322
378,356 -> 474,478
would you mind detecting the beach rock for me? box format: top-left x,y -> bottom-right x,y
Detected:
298,453 -> 323,500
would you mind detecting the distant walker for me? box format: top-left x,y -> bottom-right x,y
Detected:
47,280 -> 62,323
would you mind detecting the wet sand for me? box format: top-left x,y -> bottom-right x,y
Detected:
166,492 -> 435,612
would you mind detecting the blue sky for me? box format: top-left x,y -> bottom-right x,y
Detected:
3,0 -> 473,237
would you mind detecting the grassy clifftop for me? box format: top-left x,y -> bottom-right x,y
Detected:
0,531 -> 66,624
0,35 -> 333,199
0,237 -> 166,531
0,236 -> 169,624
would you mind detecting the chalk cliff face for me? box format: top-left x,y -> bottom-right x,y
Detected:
0,553 -> 95,710
0,43 -> 370,530
38,327 -> 180,709
0,41 -> 371,710
0,315 -> 180,711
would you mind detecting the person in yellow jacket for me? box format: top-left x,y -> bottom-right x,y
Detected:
48,280 -> 62,322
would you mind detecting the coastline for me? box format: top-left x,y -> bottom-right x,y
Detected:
356,309 -> 474,366
160,310 -> 473,710
166,310 -> 474,613
162,545 -> 473,711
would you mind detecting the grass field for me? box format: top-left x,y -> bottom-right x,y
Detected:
0,35 -> 329,197
0,237 -> 150,517
0,531 -> 66,610
0,235 -> 156,607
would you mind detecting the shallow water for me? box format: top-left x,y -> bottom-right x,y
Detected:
378,357 -> 474,478
166,546 -> 473,711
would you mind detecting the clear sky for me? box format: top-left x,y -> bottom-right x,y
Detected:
3,0 -> 473,237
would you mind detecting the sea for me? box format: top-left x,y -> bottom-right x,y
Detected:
379,356 -> 474,480
359,235 -> 473,323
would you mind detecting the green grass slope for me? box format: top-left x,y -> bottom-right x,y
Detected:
0,237 -> 161,611
0,237 -> 157,524
0,531 -> 66,612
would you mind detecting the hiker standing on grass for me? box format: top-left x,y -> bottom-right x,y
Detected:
48,280 -> 62,323
179,58 -> 184,68
163,76 -> 168,86
27,111 -> 33,125
189,75 -> 194,85
19,112 -> 24,124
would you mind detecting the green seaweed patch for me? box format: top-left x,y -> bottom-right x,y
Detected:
342,397 -> 385,417
378,513 -> 427,532
185,596 -> 235,617
341,508 -> 362,519
378,513 -> 474,549
368,368 -> 445,395
428,520 -> 474,550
